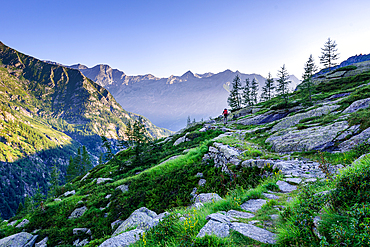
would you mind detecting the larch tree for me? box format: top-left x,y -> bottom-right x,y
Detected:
250,78 -> 259,105
319,38 -> 340,70
242,78 -> 251,107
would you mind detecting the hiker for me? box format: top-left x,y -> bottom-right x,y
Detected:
222,108 -> 228,124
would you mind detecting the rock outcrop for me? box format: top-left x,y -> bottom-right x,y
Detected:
0,232 -> 35,247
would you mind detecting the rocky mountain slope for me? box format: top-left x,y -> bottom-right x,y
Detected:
65,63 -> 301,131
0,42 -> 171,219
1,56 -> 369,246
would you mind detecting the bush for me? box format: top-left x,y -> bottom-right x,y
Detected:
330,155 -> 370,208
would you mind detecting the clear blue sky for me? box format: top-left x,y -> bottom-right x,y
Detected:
1,0 -> 370,78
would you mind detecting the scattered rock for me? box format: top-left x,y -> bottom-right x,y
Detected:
276,181 -> 297,193
190,187 -> 197,198
270,214 -> 279,220
99,229 -> 144,247
63,190 -> 76,197
35,237 -> 48,247
304,178 -> 317,183
191,202 -> 204,209
105,194 -> 112,199
111,220 -> 124,229
241,159 -> 274,169
23,235 -> 38,247
74,239 -> 89,246
16,219 -> 30,228
73,228 -> 90,235
54,198 -> 62,202
195,173 -> 203,178
116,184 -> 129,193
80,172 -> 90,182
69,206 -> 88,219
240,199 -> 267,212
198,179 -> 206,186
226,210 -> 254,219
7,220 -> 17,226
230,222 -> 277,244
0,232 -> 34,247
97,178 -> 113,184
196,220 -> 230,238
174,133 -> 189,146
285,178 -> 302,184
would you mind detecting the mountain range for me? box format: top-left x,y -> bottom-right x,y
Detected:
60,64 -> 301,131
0,42 -> 171,219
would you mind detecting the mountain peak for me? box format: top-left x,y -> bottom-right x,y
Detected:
69,63 -> 88,70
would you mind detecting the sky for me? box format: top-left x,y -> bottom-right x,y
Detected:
1,0 -> 370,79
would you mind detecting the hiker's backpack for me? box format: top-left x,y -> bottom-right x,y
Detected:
223,109 -> 228,116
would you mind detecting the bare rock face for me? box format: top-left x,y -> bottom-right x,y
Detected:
338,127 -> 370,152
342,98 -> 370,114
271,104 -> 340,133
240,199 -> 267,213
266,121 -> 348,152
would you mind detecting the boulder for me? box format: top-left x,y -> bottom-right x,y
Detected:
266,121 -> 348,152
277,181 -> 297,193
16,219 -> 29,228
111,220 -> 124,229
69,206 -> 88,219
99,229 -> 144,247
198,179 -> 206,186
241,159 -> 274,169
237,111 -> 289,126
0,232 -> 34,247
194,193 -> 223,204
196,220 -> 230,238
35,237 -> 48,247
112,207 -> 157,236
73,228 -> 90,235
7,220 -> 17,227
285,178 -> 302,184
240,199 -> 267,213
80,172 -> 90,181
263,193 -> 279,200
338,127 -> 370,152
231,222 -> 276,244
174,133 -> 189,146
271,105 -> 340,133
342,97 -> 370,114
74,239 -> 89,246
23,235 -> 38,247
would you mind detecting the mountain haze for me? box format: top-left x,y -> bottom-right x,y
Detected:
68,64 -> 301,130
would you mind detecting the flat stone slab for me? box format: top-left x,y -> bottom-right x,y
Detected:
97,178 -> 113,184
304,178 -> 317,183
240,199 -> 267,212
196,220 -> 230,238
226,210 -> 254,219
206,213 -> 235,223
16,219 -> 29,228
0,232 -> 34,247
116,184 -> 129,193
230,222 -> 277,244
285,178 -> 302,184
99,229 -> 144,247
263,193 -> 279,200
35,237 -> 48,247
277,180 -> 297,193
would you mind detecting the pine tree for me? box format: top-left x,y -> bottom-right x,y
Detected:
227,75 -> 242,110
261,72 -> 275,102
319,38 -> 340,70
66,156 -> 78,182
302,54 -> 318,104
276,64 -> 291,105
81,146 -> 92,174
250,78 -> 259,105
242,78 -> 251,107
16,202 -> 24,215
101,136 -> 114,162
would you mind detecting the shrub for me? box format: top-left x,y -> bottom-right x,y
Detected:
330,155 -> 370,208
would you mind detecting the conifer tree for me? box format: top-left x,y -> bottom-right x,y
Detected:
250,78 -> 259,105
227,75 -> 242,110
81,146 -> 92,174
276,64 -> 291,105
319,38 -> 340,70
242,78 -> 251,107
66,156 -> 78,182
302,54 -> 318,104
187,116 -> 191,126
261,72 -> 275,101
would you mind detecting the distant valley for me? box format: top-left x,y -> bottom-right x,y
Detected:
63,64 -> 301,131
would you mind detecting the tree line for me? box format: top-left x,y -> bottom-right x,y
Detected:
228,37 -> 339,110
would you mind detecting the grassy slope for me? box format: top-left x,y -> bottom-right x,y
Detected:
1,59 -> 370,246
